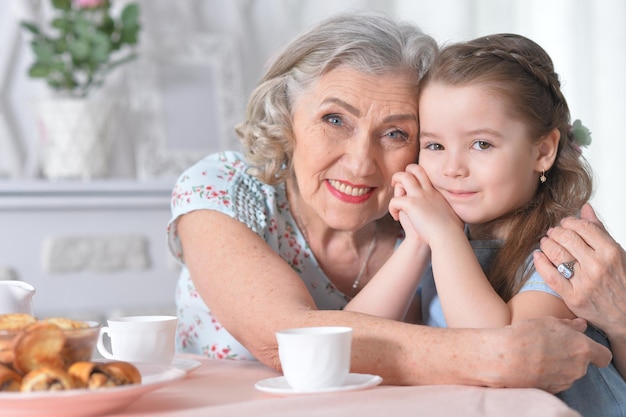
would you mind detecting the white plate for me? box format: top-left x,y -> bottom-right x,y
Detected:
171,357 -> 202,373
255,373 -> 382,395
0,362 -> 186,417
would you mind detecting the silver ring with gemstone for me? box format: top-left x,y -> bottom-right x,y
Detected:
557,261 -> 576,279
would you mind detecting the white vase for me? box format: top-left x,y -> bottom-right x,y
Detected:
35,97 -> 116,180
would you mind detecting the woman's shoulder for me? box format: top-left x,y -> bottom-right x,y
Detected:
177,151 -> 249,182
170,151 -> 280,235
172,151 -> 268,198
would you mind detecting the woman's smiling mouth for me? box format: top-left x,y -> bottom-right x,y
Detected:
327,179 -> 372,196
326,179 -> 374,204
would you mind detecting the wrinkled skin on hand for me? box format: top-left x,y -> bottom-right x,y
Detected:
534,203 -> 626,378
535,204 -> 626,335
487,317 -> 612,394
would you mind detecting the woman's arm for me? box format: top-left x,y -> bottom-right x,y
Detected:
177,209 -> 611,391
534,203 -> 626,377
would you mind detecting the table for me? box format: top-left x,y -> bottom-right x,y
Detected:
106,356 -> 581,417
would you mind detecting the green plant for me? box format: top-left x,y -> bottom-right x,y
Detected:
20,0 -> 140,98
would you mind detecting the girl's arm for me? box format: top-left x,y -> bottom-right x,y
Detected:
428,229 -> 512,327
508,290 -> 575,322
391,165 -> 511,327
431,233 -> 575,327
344,212 -> 430,322
393,165 -> 573,328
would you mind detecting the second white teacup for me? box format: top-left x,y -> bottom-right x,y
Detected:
97,315 -> 178,364
276,326 -> 352,391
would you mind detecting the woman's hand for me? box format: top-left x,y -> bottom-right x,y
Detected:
491,317 -> 613,393
533,203 -> 626,377
413,317 -> 612,393
534,204 -> 626,335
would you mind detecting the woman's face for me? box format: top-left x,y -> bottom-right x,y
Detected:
290,66 -> 419,231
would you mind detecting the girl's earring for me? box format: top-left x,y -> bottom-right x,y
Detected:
540,171 -> 547,183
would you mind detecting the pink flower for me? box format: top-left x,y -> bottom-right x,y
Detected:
75,0 -> 105,8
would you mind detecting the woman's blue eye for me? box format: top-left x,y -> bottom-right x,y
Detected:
324,115 -> 342,126
386,130 -> 409,140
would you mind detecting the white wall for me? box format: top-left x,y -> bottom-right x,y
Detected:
1,0 -> 624,246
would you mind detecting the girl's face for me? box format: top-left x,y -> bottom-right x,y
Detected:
418,82 -> 544,229
290,66 -> 419,231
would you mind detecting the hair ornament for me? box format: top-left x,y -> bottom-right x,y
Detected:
568,119 -> 592,153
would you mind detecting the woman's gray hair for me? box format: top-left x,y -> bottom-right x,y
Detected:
235,12 -> 438,184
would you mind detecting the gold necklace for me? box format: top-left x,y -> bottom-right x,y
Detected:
288,193 -> 378,297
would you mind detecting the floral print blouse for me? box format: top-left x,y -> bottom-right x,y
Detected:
168,151 -> 354,360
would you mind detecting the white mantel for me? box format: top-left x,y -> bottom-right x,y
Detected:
0,180 -> 177,321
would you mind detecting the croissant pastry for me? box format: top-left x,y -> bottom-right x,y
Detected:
20,366 -> 76,392
0,363 -> 21,392
103,361 -> 142,385
0,313 -> 37,331
13,322 -> 66,374
43,317 -> 89,330
0,314 -> 38,368
68,361 -> 141,389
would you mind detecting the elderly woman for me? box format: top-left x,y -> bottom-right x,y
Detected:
168,13 -> 610,391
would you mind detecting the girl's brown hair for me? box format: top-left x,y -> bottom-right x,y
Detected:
421,34 -> 593,301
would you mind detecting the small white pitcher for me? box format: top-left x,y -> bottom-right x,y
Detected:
0,280 -> 35,315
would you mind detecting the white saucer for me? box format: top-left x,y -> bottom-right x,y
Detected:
171,357 -> 202,373
254,373 -> 382,395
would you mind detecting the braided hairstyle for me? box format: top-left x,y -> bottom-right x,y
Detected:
421,34 -> 594,301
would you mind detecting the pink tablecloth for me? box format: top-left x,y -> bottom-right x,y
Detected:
109,355 -> 581,417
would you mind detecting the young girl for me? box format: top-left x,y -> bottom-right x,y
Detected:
346,34 -> 625,416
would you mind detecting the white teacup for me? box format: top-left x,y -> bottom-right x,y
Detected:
97,315 -> 178,364
276,326 -> 352,391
